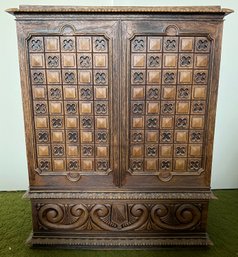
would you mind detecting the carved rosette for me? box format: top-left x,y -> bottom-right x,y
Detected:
36,202 -> 202,232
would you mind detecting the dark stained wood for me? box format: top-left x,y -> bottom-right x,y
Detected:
8,5 -> 232,248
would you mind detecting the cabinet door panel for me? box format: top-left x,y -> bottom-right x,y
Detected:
121,20 -> 219,188
20,21 -> 120,187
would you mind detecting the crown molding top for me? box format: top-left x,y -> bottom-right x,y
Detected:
6,5 -> 233,16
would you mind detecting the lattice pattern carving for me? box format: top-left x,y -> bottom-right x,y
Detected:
129,35 -> 210,179
29,35 -> 110,174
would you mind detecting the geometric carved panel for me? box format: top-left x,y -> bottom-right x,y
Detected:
129,35 -> 210,179
28,34 -> 111,175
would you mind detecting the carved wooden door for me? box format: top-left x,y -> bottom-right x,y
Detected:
121,21 -> 214,189
25,21 -> 121,188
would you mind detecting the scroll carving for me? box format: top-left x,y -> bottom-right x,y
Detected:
37,202 -> 202,232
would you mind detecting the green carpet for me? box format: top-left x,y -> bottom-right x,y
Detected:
0,190 -> 237,257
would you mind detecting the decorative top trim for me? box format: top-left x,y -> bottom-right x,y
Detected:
6,5 -> 233,16
24,191 -> 213,200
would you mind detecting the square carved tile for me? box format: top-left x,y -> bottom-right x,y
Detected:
132,117 -> 144,129
160,116 -> 174,129
52,144 -> 65,157
175,115 -> 189,129
78,71 -> 92,84
81,145 -> 94,157
178,70 -> 193,84
146,145 -> 158,158
192,86 -> 207,100
93,36 -> 108,52
65,117 -> 78,129
33,86 -> 46,100
53,159 -> 65,171
81,131 -> 93,143
34,101 -> 48,115
37,145 -> 50,157
29,37 -> 44,52
146,86 -> 160,100
174,130 -> 188,143
96,146 -> 108,158
131,102 -> 144,115
63,87 -> 77,100
48,86 -> 62,101
63,70 -> 77,84
94,70 -> 108,86
179,54 -> 193,68
131,54 -> 146,68
79,86 -> 93,100
174,144 -> 187,157
77,54 -> 92,69
176,101 -> 190,114
31,70 -> 45,84
131,87 -> 145,100
36,130 -> 49,144
49,102 -> 63,115
188,158 -> 202,172
189,144 -> 202,157
47,70 -> 61,84
174,159 -> 187,171
30,54 -> 45,68
77,37 -> 92,52
162,86 -> 176,100
162,70 -> 177,84
160,130 -> 173,143
67,145 -> 79,157
45,54 -> 61,69
96,117 -> 108,129
161,101 -> 175,114
67,159 -> 80,171
159,159 -> 172,171
194,54 -> 209,68
131,70 -> 145,84
163,54 -> 178,68
190,116 -> 204,129
35,117 -> 48,129
80,102 -> 93,115
61,37 -> 75,52
65,102 -> 78,115
146,131 -> 159,143
61,54 -> 76,68
145,159 -> 157,171
50,116 -> 64,129
148,37 -> 162,52
44,37 -> 60,52
80,116 -> 93,129
147,102 -> 160,114
194,70 -> 208,84
51,131 -> 64,143
94,54 -> 108,68
160,145 -> 173,157
189,130 -> 203,143
38,159 -> 51,171
131,145 -> 144,158
147,71 -> 161,84
146,117 -> 159,129
132,37 -> 146,52
163,37 -> 178,52
95,131 -> 109,144
195,37 -> 210,53
95,101 -> 108,115
179,37 -> 194,52
147,54 -> 162,69
81,159 -> 94,171
177,86 -> 191,100
95,86 -> 108,100
191,101 -> 206,114
130,130 -> 144,144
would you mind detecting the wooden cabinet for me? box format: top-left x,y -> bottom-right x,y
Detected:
8,5 -> 232,248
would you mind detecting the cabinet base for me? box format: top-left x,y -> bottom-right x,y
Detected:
27,233 -> 213,249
